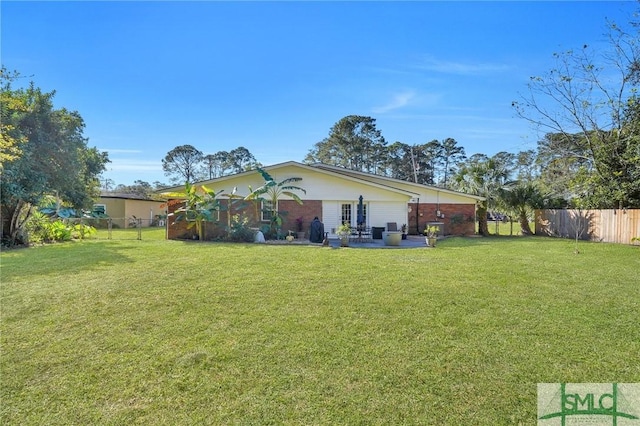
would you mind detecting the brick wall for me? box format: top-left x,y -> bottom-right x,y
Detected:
166,200 -> 194,240
278,200 -> 323,235
167,199 -> 476,239
167,198 -> 323,240
408,203 -> 476,236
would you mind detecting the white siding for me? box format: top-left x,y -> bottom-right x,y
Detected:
174,162 -> 480,206
369,202 -> 408,230
323,201 -> 340,236
313,166 -> 480,204
323,200 -> 408,236
197,164 -> 413,202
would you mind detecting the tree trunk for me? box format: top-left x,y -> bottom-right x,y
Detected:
196,220 -> 205,241
477,205 -> 489,236
519,211 -> 533,235
4,200 -> 33,246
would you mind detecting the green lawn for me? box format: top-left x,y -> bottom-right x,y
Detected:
482,220 -> 535,236
1,237 -> 638,425
92,226 -> 167,241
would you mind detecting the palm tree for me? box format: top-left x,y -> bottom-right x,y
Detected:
452,157 -> 509,236
244,167 -> 306,237
498,182 -> 542,235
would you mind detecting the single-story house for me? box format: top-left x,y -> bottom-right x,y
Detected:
162,161 -> 484,240
95,193 -> 167,228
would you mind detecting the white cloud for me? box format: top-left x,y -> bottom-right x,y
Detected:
416,56 -> 512,75
372,91 -> 416,114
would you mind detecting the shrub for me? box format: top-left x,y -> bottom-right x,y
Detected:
24,214 -> 96,244
24,211 -> 51,244
259,224 -> 278,240
47,221 -> 72,242
71,222 -> 96,240
227,214 -> 255,243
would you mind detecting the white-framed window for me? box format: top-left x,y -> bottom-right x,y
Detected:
341,203 -> 352,225
207,207 -> 220,222
93,204 -> 106,215
262,200 -> 274,222
340,202 -> 368,227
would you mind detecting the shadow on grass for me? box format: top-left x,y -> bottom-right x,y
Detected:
167,235 -> 541,250
441,235 -> 539,248
0,241 -> 138,282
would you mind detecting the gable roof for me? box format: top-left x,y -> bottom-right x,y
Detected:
158,161 -> 484,202
311,163 -> 485,201
100,192 -> 163,202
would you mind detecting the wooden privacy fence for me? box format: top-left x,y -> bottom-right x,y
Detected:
535,209 -> 640,245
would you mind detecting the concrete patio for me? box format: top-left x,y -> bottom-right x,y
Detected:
262,235 -> 432,248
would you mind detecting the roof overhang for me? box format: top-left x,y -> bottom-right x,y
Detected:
157,160 -> 485,202
158,161 -> 420,199
311,163 -> 486,202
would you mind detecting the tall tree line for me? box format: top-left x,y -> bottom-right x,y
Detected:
162,145 -> 260,184
304,115 -> 469,189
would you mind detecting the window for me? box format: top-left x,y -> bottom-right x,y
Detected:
262,200 -> 274,222
341,203 -> 352,225
93,204 -> 106,215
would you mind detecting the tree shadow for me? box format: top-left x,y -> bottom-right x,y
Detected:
1,241 -> 138,283
537,209 -> 596,241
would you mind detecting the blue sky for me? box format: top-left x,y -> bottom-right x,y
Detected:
2,1 -> 635,186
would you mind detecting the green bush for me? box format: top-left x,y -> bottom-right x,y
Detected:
24,211 -> 51,244
227,214 -> 255,243
71,222 -> 96,240
47,221 -> 72,242
24,214 -> 96,243
259,224 -> 278,240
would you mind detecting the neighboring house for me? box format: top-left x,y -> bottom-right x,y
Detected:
95,193 -> 167,228
162,161 -> 484,240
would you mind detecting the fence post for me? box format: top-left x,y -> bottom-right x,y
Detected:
108,218 -> 112,240
137,218 -> 142,240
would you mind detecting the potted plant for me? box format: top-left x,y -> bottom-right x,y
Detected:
424,225 -> 439,247
401,224 -> 407,240
295,216 -> 305,239
336,222 -> 352,247
286,230 -> 295,242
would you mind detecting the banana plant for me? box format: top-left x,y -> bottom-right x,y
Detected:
244,167 -> 306,237
219,186 -> 249,236
161,182 -> 223,241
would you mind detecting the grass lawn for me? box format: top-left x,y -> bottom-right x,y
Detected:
1,236 -> 638,424
482,220 -> 535,236
92,226 -> 167,241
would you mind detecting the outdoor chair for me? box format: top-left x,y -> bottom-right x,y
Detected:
350,225 -> 372,242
